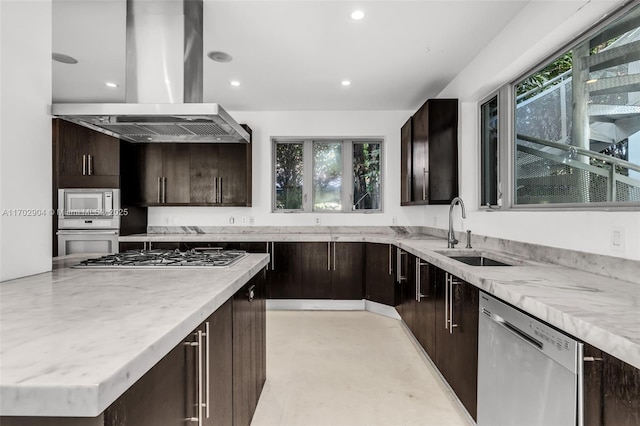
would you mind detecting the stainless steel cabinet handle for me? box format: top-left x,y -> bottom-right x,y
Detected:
157,177 -> 161,203
422,168 -> 428,201
397,249 -> 407,283
388,245 -> 392,276
218,177 -> 222,204
415,260 -> 420,302
214,177 -> 218,203
197,329 -> 203,426
248,284 -> 256,302
88,155 -> 93,176
82,155 -> 87,176
333,242 -> 336,271
204,322 -> 210,419
445,273 -> 449,330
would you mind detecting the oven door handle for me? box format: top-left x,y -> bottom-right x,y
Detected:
56,230 -> 119,235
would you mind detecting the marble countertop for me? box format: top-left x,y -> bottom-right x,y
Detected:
0,253 -> 270,417
122,232 -> 640,370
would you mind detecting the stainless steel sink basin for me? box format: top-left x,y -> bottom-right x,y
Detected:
448,256 -> 511,267
433,249 -> 521,267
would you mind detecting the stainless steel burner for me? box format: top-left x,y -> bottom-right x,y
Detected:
74,249 -> 247,269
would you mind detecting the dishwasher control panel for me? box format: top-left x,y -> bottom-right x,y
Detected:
479,292 -> 579,373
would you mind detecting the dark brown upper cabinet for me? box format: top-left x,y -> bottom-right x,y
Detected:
53,119 -> 120,188
401,99 -> 458,205
122,125 -> 252,207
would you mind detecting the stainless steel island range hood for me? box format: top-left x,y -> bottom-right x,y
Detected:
52,0 -> 249,143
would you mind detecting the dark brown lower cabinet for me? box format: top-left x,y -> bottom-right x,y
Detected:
364,243 -> 398,306
331,242 -> 364,300
233,269 -> 266,426
433,268 -> 478,420
300,242 -> 333,299
268,242 -> 302,298
584,343 -> 640,426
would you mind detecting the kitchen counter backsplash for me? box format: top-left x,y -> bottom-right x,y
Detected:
142,225 -> 639,284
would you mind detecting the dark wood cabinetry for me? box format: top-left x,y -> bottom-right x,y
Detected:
434,268 -> 478,420
122,126 -> 252,207
584,343 -> 640,426
53,119 -> 120,189
233,270 -> 266,426
364,243 -> 398,306
268,242 -> 302,299
331,242 -> 364,300
400,99 -> 458,205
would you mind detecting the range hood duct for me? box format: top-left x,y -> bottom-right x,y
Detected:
52,0 -> 249,143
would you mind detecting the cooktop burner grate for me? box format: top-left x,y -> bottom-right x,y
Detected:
74,249 -> 247,269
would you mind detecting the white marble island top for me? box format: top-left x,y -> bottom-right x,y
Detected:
0,253 -> 269,417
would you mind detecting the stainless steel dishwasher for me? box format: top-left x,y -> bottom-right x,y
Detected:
477,292 -> 583,426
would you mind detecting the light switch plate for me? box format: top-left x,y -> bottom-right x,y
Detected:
611,225 -> 625,252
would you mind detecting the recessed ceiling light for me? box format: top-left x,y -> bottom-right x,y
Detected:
230,80 -> 241,87
105,82 -> 119,88
350,10 -> 365,20
341,80 -> 351,86
52,52 -> 78,64
208,51 -> 233,63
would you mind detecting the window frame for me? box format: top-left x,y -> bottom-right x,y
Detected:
271,137 -> 384,213
486,0 -> 640,211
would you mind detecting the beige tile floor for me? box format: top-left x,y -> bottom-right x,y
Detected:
251,311 -> 472,426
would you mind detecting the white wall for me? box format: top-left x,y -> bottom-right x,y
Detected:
0,1 -> 53,281
148,110 -> 427,227
435,0 -> 640,261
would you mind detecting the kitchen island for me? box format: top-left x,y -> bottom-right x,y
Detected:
0,253 -> 269,419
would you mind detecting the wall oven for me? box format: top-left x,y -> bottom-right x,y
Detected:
57,189 -> 121,256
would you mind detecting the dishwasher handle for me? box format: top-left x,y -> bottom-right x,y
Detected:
485,309 -> 543,350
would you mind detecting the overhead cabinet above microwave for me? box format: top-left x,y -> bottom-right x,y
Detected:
401,99 -> 459,205
53,119 -> 120,189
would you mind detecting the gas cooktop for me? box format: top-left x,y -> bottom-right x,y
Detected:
74,249 -> 247,269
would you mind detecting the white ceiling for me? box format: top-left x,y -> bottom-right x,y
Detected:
52,0 -> 530,111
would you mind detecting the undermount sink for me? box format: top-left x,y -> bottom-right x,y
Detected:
448,256 -> 511,267
433,249 -> 519,267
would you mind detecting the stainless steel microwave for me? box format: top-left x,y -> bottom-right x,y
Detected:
58,188 -> 121,229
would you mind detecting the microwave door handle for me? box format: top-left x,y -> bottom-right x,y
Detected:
57,230 -> 119,235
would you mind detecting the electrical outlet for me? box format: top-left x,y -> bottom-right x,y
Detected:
241,216 -> 247,224
229,216 -> 235,224
163,216 -> 169,225
315,217 -> 321,226
392,216 -> 397,225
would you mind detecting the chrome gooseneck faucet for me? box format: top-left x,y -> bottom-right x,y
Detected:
448,197 -> 466,248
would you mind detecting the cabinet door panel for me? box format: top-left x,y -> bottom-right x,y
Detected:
103,336 -> 187,426
300,242 -> 332,299
163,144 -> 190,204
218,144 -> 248,206
415,261 -> 436,358
332,242 -> 364,300
269,242 -> 301,298
434,268 -> 455,385
602,351 -> 640,426
400,253 -> 416,332
412,105 -> 429,203
428,100 -> 458,203
400,118 -> 413,205
205,299 -> 233,426
86,133 -> 120,177
365,243 -> 397,306
451,280 -> 478,421
142,144 -> 164,204
190,144 -> 219,204
233,283 -> 254,426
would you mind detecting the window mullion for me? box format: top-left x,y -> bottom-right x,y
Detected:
343,140 -> 353,212
304,140 -> 313,212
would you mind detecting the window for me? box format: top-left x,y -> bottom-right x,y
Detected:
510,3 -> 640,207
480,95 -> 500,207
273,139 -> 382,212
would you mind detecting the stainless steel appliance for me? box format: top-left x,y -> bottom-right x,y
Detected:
74,249 -> 246,269
57,188 -> 121,255
477,292 -> 583,426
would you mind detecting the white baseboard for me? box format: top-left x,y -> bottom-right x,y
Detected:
266,299 -> 400,320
